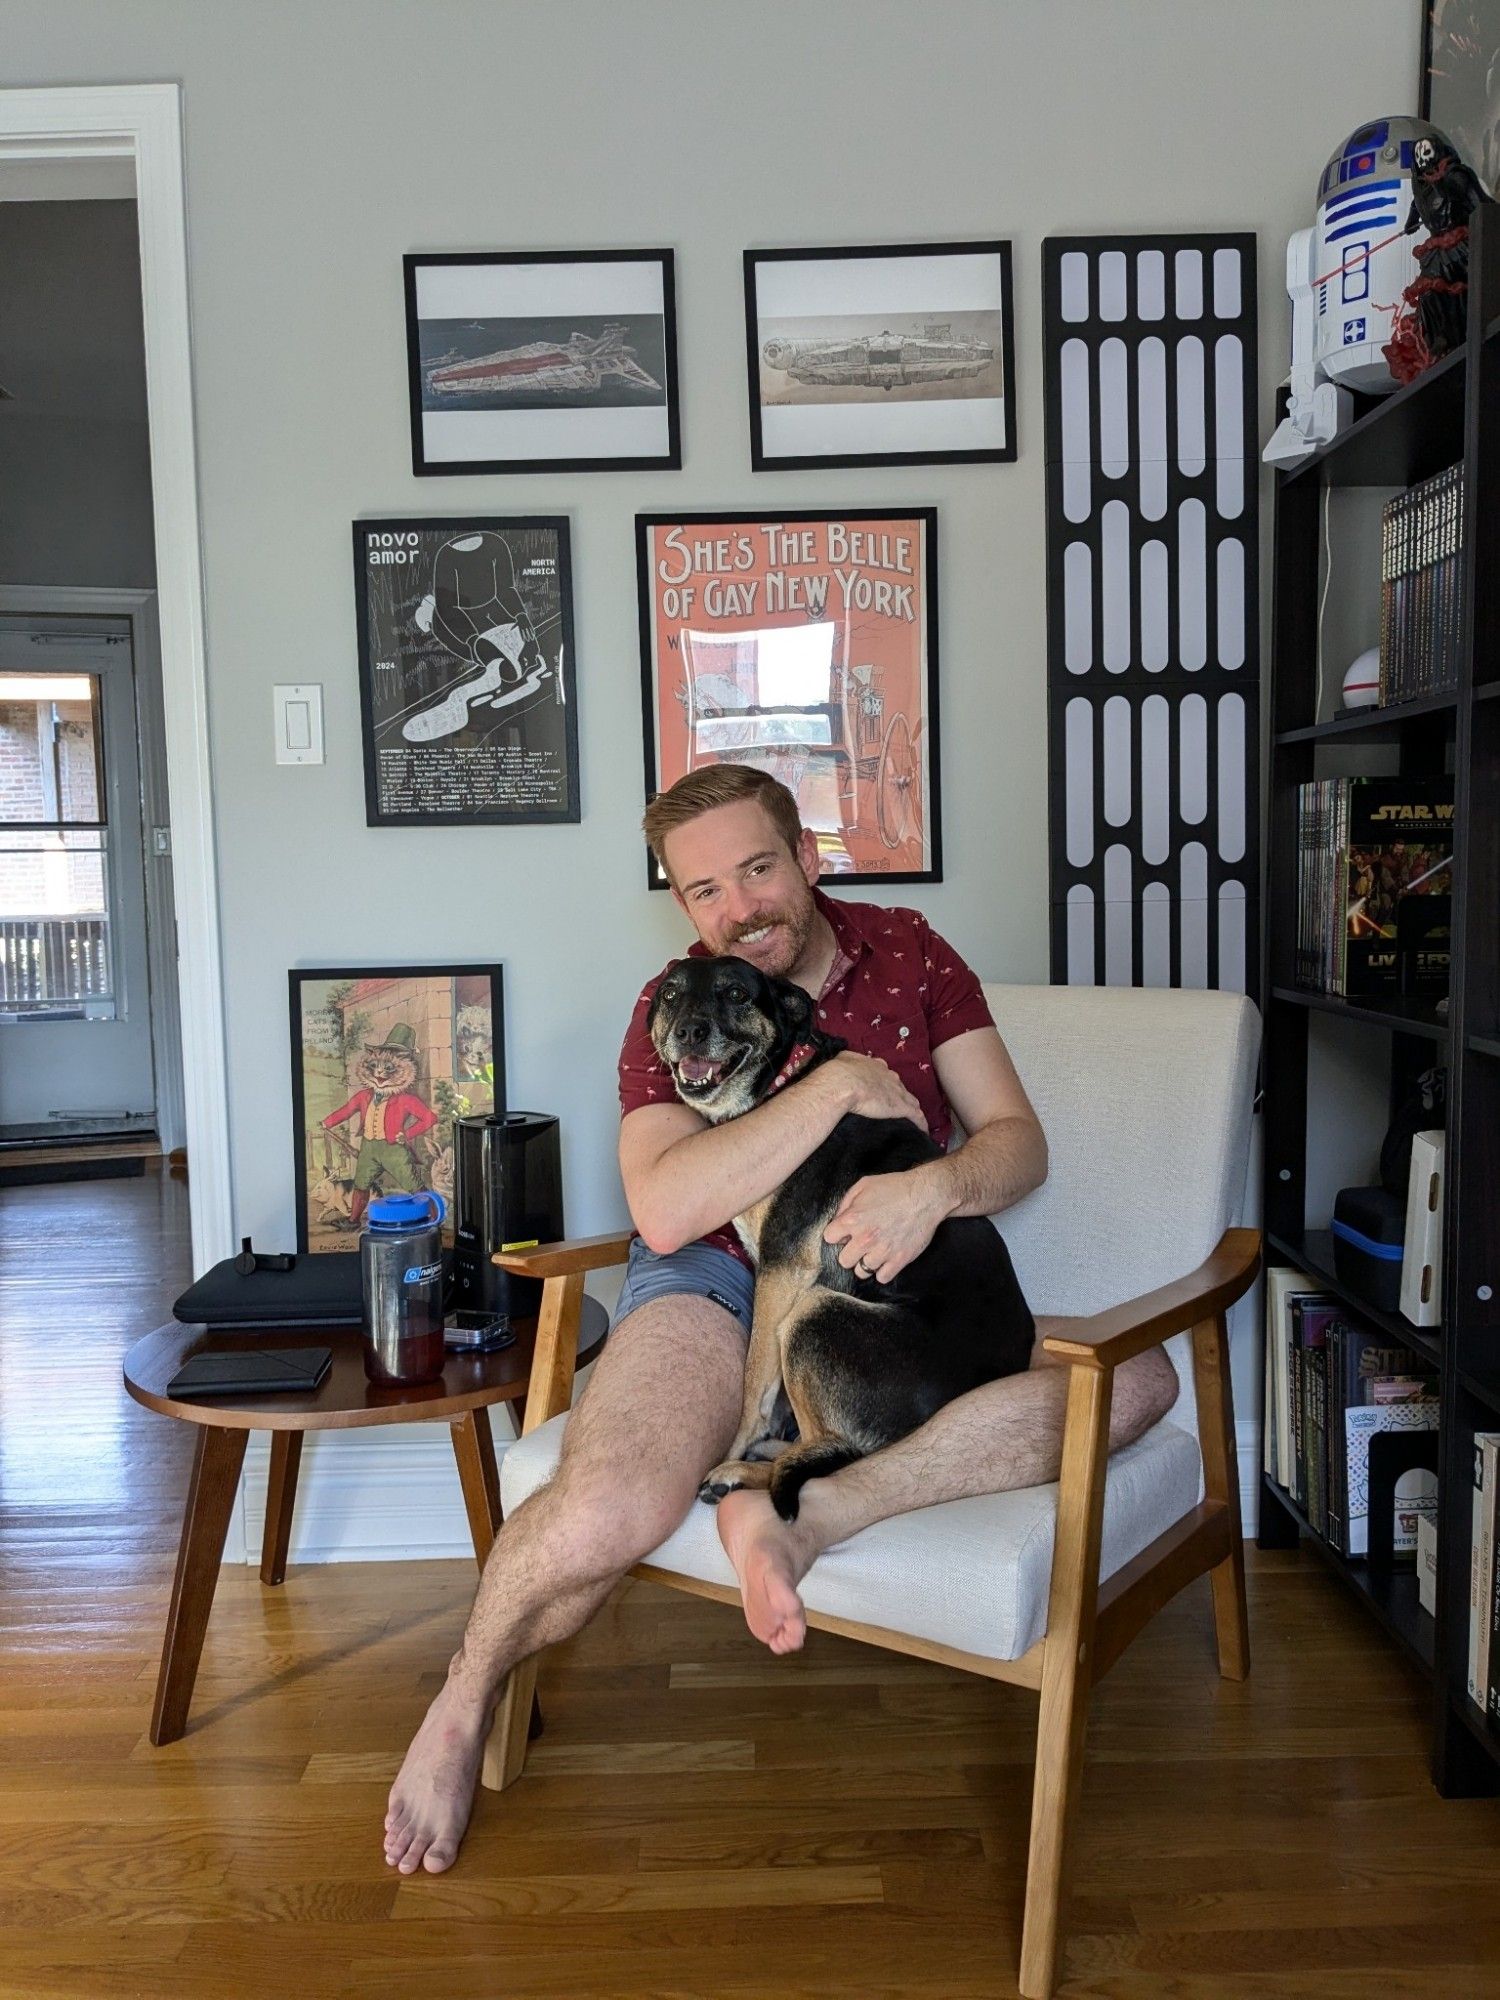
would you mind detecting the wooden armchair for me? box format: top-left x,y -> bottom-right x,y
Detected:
487,984 -> 1262,1999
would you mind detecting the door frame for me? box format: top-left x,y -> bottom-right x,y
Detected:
0,84 -> 231,1268
0,586 -> 185,1151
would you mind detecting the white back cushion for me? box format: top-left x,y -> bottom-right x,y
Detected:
981,983 -> 1260,1427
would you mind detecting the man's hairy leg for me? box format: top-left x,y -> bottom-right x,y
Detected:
717,1339 -> 1180,1653
384,1293 -> 745,1874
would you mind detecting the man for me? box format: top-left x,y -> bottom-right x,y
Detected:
383,767 -> 1178,1878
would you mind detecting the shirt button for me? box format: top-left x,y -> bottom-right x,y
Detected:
818,1009 -> 825,1019
898,1026 -> 910,1040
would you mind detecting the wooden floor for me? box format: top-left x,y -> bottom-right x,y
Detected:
4,1175 -> 1500,1998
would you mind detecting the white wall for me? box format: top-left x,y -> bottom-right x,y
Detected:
6,1 -> 1421,1549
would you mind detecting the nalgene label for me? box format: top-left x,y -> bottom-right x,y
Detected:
403,1260 -> 443,1285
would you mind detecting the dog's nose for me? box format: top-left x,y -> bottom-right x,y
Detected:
674,1015 -> 711,1049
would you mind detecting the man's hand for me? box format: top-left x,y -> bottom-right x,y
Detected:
824,1165 -> 952,1285
829,1052 -> 927,1131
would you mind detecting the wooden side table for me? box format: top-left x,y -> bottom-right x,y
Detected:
123,1297 -> 607,1745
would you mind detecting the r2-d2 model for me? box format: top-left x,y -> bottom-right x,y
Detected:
1265,116 -> 1446,466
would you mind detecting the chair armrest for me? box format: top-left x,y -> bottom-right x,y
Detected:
1040,1227 -> 1261,1372
492,1231 -> 634,1279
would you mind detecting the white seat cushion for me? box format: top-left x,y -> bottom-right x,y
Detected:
500,1410 -> 1203,1663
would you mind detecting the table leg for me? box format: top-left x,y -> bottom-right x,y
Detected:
260,1430 -> 303,1586
451,1408 -> 543,1745
149,1424 -> 248,1746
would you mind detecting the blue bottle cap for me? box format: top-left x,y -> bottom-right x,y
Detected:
367,1190 -> 445,1231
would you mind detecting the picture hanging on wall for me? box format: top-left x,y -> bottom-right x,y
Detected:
353,516 -> 579,827
403,249 -> 681,474
288,964 -> 504,1255
1421,3 -> 1500,193
743,241 -> 1016,471
636,509 -> 941,888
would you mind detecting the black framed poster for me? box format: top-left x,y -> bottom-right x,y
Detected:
403,249 -> 681,474
353,517 -> 579,827
744,240 -> 1016,471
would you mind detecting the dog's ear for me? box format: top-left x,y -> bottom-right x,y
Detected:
772,978 -> 814,1044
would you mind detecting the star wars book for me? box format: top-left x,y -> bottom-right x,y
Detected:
1337,778 -> 1453,996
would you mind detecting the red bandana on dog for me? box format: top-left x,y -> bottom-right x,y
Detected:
768,1041 -> 820,1094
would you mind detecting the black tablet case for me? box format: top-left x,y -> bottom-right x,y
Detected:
166,1347 -> 333,1396
173,1253 -> 363,1327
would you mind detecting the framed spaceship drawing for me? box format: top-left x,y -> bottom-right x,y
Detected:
743,241 -> 1016,471
353,517 -> 579,826
637,509 -> 941,887
403,250 -> 681,474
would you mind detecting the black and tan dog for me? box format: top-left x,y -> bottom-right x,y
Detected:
647,955 -> 1035,1521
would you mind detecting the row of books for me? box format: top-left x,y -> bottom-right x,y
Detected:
1295,776 -> 1453,996
1379,462 -> 1464,705
1468,1434 -> 1500,1734
1264,1268 -> 1438,1557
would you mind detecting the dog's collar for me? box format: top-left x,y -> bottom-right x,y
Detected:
768,1041 -> 820,1094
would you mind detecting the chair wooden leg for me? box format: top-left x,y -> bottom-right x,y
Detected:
451,1409 -> 502,1566
476,1270 -> 586,1794
1020,1362 -> 1113,2000
1191,1311 -> 1250,1681
260,1430 -> 302,1586
150,1424 -> 248,1746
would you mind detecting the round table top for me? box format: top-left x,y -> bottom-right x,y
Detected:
122,1295 -> 609,1432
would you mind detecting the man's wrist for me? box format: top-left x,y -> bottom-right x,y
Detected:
911,1156 -> 962,1224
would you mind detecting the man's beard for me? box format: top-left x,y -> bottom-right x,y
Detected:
724,894 -> 815,977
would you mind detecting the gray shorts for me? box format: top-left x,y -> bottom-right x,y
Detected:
610,1236 -> 755,1337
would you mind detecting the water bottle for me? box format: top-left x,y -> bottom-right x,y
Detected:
360,1190 -> 447,1387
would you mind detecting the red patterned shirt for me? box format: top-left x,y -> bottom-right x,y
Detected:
617,889 -> 995,1266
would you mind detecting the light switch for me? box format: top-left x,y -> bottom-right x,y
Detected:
274,683 -> 324,765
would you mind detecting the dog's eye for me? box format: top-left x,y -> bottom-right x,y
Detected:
660,984 -> 679,1004
725,985 -> 747,1005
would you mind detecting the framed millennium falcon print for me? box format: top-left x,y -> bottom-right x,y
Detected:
743,240 -> 1016,471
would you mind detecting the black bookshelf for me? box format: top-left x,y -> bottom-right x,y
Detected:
1260,206 -> 1500,1797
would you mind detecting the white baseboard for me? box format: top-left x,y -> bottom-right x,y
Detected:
236,1408 -> 1266,1566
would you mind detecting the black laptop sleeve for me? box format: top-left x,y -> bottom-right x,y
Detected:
172,1252 -> 363,1328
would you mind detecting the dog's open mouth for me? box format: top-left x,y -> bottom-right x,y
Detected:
672,1048 -> 747,1097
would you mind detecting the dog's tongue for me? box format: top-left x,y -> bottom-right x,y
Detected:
679,1056 -> 721,1084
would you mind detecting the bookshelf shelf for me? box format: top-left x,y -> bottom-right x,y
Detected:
1265,1477 -> 1435,1675
1264,205 -> 1500,1794
1274,695 -> 1458,745
1281,343 -> 1466,490
1265,1229 -> 1443,1369
1269,986 -> 1449,1044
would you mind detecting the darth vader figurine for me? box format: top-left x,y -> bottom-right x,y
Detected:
1385,130 -> 1494,382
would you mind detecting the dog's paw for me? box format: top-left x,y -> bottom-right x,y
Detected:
697,1463 -> 744,1504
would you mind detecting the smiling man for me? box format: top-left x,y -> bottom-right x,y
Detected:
382,765 -> 1178,1881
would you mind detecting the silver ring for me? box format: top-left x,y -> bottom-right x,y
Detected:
855,1259 -> 874,1279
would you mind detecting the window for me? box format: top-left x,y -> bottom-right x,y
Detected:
0,671 -> 115,1019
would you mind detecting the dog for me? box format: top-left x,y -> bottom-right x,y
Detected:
647,955 -> 1035,1520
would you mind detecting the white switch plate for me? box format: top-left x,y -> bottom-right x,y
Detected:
274,683 -> 324,765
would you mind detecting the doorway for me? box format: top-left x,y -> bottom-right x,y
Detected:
0,610 -> 165,1142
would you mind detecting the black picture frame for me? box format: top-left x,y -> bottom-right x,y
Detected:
403,249 -> 681,475
289,963 -> 505,1255
743,240 -> 1017,472
352,515 -> 580,827
1421,3 -> 1500,192
636,507 -> 942,890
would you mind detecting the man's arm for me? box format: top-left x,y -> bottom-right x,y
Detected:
922,1025 -> 1048,1217
620,1053 -> 927,1256
824,1026 -> 1047,1284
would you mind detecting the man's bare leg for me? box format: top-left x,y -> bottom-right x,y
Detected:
384,1294 -> 744,1874
716,1340 -> 1179,1653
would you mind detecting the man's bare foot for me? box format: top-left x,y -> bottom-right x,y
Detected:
383,1676 -> 491,1875
715,1489 -> 820,1654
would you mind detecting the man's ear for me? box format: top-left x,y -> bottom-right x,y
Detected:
772,980 -> 814,1043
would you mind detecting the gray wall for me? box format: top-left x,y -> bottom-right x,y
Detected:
0,199 -> 156,588
7,4 -> 1419,1400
